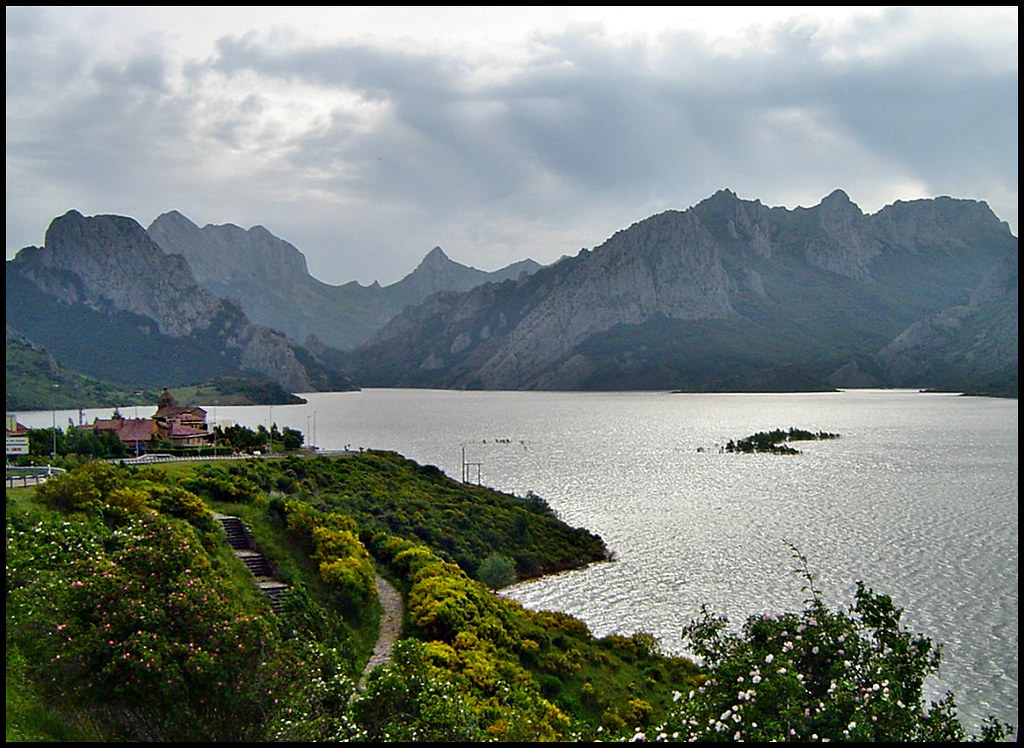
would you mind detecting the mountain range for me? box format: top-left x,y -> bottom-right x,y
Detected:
346,189 -> 1017,394
5,209 -> 543,406
5,210 -> 353,395
5,190 -> 1018,408
146,210 -> 541,350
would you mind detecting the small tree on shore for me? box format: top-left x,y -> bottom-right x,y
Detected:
477,553 -> 517,590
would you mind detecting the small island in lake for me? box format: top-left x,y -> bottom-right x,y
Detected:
724,427 -> 841,454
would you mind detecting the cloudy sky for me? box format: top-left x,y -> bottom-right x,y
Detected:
6,6 -> 1018,285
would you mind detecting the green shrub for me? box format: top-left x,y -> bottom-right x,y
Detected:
6,512 -> 298,741
181,464 -> 261,503
478,553 -> 517,590
34,470 -> 103,513
642,549 -> 1013,742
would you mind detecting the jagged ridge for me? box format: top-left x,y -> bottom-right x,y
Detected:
147,212 -> 541,350
6,211 -> 354,393
345,190 -> 1017,394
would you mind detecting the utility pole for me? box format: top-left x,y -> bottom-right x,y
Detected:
51,384 -> 59,460
460,443 -> 484,484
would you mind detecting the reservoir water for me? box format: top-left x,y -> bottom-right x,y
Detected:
25,388 -> 1017,732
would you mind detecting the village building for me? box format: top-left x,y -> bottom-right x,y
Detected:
88,416 -> 158,453
85,389 -> 214,452
152,403 -> 211,448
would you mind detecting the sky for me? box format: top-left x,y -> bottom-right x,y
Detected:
6,6 -> 1018,286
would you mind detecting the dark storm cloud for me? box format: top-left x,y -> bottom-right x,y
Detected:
5,7 -> 1017,284
202,17 -> 1017,207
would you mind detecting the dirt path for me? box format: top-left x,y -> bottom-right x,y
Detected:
357,574 -> 404,692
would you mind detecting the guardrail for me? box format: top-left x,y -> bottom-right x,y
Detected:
6,466 -> 65,488
7,450 -> 358,487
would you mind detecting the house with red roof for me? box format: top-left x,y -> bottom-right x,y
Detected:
152,403 -> 212,448
88,416 -> 158,452
86,389 -> 213,452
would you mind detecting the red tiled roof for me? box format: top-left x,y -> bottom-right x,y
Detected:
90,418 -> 154,443
154,405 -> 207,419
168,423 -> 208,438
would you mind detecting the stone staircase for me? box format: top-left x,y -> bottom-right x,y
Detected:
215,514 -> 290,614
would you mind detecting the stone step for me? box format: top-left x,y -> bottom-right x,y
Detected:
215,515 -> 253,550
215,514 -> 289,614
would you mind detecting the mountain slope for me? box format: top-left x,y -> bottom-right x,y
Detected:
876,247 -> 1018,396
4,326 -> 157,411
147,211 -> 541,350
345,190 -> 1017,393
6,211 -> 355,393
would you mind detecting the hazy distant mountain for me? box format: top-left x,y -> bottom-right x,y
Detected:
382,246 -> 542,310
344,190 -> 1017,395
146,211 -> 541,350
6,210 -> 355,393
874,248 -> 1018,395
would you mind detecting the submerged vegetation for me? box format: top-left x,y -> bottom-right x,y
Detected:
5,453 -> 1009,742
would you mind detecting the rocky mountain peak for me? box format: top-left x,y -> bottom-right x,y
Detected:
819,188 -> 855,208
8,211 -> 331,392
872,196 -> 1008,250
421,246 -> 450,265
148,212 -> 310,286
16,210 -> 213,336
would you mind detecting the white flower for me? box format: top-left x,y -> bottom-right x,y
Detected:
765,653 -> 774,663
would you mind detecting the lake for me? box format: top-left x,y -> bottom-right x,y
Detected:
24,388 -> 1018,732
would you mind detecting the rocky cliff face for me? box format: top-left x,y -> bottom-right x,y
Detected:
349,190 -> 1017,393
7,211 -> 346,392
877,247 -> 1018,391
15,211 -> 224,338
148,210 -> 311,292
148,211 -> 392,351
471,209 -> 737,389
148,213 -> 541,350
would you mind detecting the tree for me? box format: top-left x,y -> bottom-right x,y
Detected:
477,553 -> 517,590
281,426 -> 305,451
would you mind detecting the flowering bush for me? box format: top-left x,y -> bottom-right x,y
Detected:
637,550 -> 1012,742
7,512 -> 298,741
